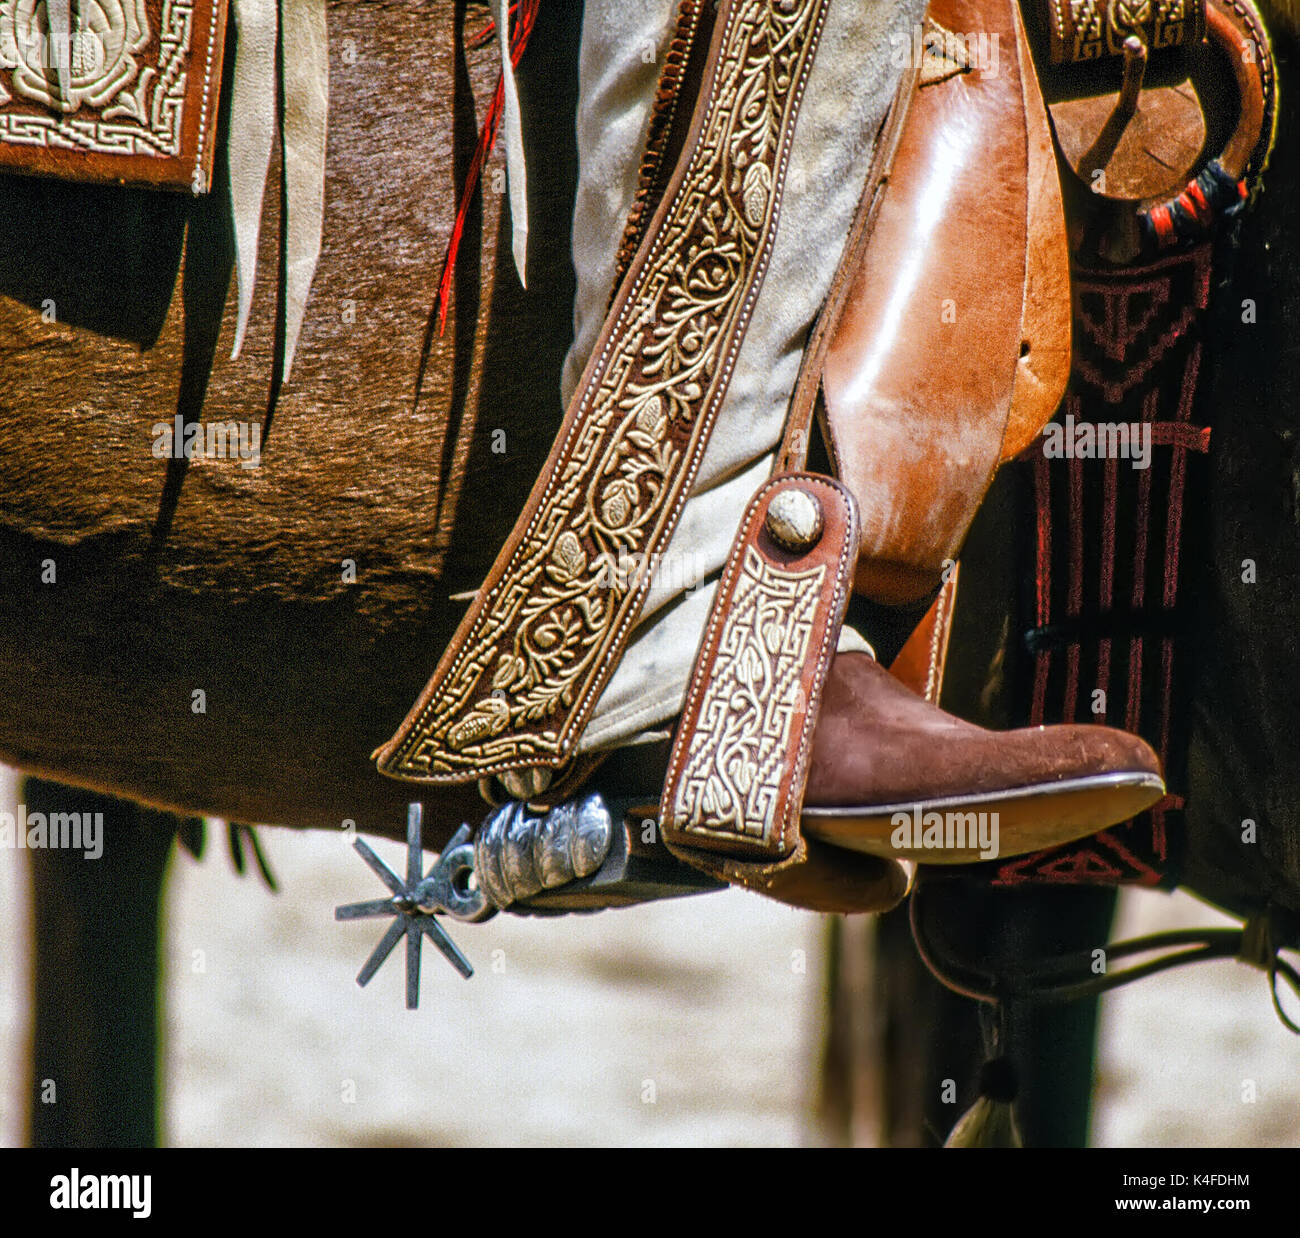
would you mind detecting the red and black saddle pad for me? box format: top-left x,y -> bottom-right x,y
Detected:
0,0 -> 228,193
986,244 -> 1218,890
938,0 -> 1277,894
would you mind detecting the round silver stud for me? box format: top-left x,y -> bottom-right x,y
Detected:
765,487 -> 824,551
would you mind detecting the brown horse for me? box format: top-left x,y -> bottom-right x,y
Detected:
4,0 -> 1298,1149
2,1 -> 597,1147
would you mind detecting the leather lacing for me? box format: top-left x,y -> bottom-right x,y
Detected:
909,882 -> 1300,1034
434,0 -> 541,334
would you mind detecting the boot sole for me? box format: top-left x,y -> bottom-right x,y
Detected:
800,770 -> 1165,864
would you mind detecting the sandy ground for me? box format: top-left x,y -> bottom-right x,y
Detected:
1,766 -> 1296,1146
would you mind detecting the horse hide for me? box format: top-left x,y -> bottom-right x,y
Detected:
0,0 -> 585,840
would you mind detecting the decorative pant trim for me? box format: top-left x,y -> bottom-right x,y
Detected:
376,0 -> 832,783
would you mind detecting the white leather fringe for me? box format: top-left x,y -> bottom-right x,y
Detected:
228,0 -> 277,361
278,0 -> 328,380
228,0 -> 328,383
227,0 -> 525,376
495,0 -> 529,288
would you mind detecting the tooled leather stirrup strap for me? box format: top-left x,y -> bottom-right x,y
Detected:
660,473 -> 860,861
375,0 -> 833,784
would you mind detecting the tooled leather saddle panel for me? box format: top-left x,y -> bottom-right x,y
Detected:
0,0 -> 229,193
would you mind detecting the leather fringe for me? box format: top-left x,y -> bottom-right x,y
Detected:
228,0 -> 328,385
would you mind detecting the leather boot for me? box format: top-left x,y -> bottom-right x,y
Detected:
800,651 -> 1164,864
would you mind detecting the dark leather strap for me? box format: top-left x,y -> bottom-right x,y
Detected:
376,0 -> 833,784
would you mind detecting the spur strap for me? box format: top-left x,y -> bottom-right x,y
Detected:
376,0 -> 832,784
660,473 -> 859,860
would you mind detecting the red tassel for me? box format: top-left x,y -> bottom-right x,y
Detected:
436,0 -> 541,335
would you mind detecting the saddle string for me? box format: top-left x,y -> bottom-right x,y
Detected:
493,0 -> 530,288
467,3 -> 510,48
908,884 -> 1300,1033
46,0 -> 74,113
228,0 -> 278,362
943,1003 -> 1023,1147
435,0 -> 540,334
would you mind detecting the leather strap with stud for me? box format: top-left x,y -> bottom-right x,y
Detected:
660,472 -> 859,860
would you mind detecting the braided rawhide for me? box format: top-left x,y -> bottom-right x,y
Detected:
1139,0 -> 1277,248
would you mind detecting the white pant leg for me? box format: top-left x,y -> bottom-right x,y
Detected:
568,0 -> 927,753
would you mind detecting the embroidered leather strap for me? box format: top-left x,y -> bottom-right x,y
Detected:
660,474 -> 859,860
1041,0 -> 1205,64
375,0 -> 832,784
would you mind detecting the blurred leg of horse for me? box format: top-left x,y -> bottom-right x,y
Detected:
821,885 -> 1116,1148
25,778 -> 174,1148
1185,14 -> 1300,912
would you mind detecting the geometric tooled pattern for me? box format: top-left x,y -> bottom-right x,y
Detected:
1050,0 -> 1199,63
377,0 -> 832,782
0,0 -> 223,190
1071,247 -> 1211,403
1002,246 -> 1215,889
1,0 -> 152,116
990,813 -> 1171,887
666,548 -> 825,848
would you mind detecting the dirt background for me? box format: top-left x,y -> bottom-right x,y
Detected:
1,767 -> 1296,1146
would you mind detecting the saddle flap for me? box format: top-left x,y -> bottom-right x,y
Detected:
660,473 -> 859,860
818,0 -> 1070,605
